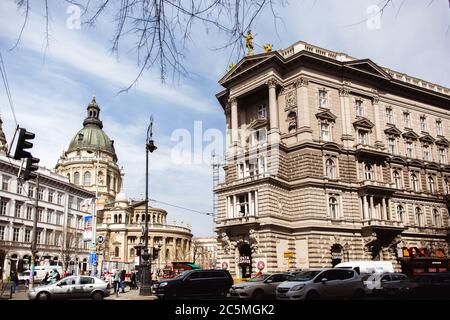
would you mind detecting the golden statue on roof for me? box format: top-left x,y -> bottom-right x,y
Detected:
263,43 -> 273,53
245,30 -> 254,56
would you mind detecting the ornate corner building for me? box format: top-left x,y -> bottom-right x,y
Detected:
215,40 -> 450,278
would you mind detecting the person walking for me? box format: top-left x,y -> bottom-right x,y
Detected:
120,270 -> 126,293
11,272 -> 19,294
113,269 -> 121,296
130,271 -> 137,290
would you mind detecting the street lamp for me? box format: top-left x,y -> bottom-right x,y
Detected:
87,148 -> 100,277
140,115 -> 157,296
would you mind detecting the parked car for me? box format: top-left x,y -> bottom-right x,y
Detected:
334,261 -> 394,274
381,272 -> 450,299
152,269 -> 233,300
361,272 -> 408,296
229,273 -> 294,299
28,275 -> 110,300
276,269 -> 365,300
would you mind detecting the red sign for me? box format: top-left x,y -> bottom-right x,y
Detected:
257,261 -> 265,270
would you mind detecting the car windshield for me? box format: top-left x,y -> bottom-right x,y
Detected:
292,271 -> 321,282
248,274 -> 270,282
174,271 -> 190,279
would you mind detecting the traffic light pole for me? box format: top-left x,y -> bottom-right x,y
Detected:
29,173 -> 39,290
90,151 -> 99,277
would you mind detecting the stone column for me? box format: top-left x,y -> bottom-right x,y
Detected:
373,96 -> 384,149
267,79 -> 280,144
161,237 -> 167,266
384,198 -> 390,220
295,77 -> 312,141
248,191 -> 253,216
341,87 -> 353,148
369,196 -> 375,220
363,196 -> 369,220
230,98 -> 239,145
173,238 -> 177,261
381,198 -> 386,220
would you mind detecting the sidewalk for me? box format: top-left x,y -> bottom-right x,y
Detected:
106,287 -> 158,300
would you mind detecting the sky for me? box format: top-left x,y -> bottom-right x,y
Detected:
0,0 -> 449,237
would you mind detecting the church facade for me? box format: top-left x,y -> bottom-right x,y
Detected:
215,40 -> 450,278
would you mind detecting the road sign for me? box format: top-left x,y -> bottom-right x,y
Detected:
97,235 -> 105,244
89,252 -> 97,265
257,261 -> 265,270
221,261 -> 228,270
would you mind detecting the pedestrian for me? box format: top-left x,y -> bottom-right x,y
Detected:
11,272 -> 19,293
151,272 -> 157,285
42,271 -> 50,285
120,270 -> 126,293
131,271 -> 137,289
113,269 -> 121,295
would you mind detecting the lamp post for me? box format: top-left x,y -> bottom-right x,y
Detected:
87,148 -> 100,277
140,115 -> 157,296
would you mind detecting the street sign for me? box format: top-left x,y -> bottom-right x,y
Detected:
97,235 -> 105,244
221,261 -> 228,270
89,252 -> 97,265
257,261 -> 265,270
284,251 -> 294,258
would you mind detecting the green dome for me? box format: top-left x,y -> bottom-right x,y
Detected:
67,96 -> 117,158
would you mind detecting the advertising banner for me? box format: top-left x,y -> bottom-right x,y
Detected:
83,215 -> 93,241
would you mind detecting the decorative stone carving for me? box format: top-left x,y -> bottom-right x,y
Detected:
287,111 -> 297,132
339,87 -> 349,97
372,96 -> 380,105
285,89 -> 297,111
295,77 -> 309,88
220,232 -> 231,254
266,78 -> 278,88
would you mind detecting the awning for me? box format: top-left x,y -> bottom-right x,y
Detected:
187,263 -> 201,269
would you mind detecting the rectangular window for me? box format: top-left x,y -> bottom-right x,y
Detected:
423,146 -> 430,161
355,100 -> 363,117
257,104 -> 266,119
388,138 -> 396,155
13,228 -> 19,242
47,210 -> 53,224
48,190 -> 54,203
2,176 -> 9,191
36,231 -> 41,244
56,213 -> 62,226
68,215 -> 73,227
358,130 -> 368,145
14,204 -> 21,218
24,229 -> 31,243
16,182 -> 23,195
439,148 -> 446,164
0,200 -> 7,215
57,193 -> 63,205
38,188 -> 44,201
436,120 -> 443,136
249,129 -> 267,147
420,116 -> 427,132
28,184 -> 35,199
38,208 -> 44,222
385,107 -> 393,124
319,90 -> 328,108
406,142 -> 414,158
403,112 -> 410,128
26,207 -> 32,220
0,226 -> 4,240
320,123 -> 330,141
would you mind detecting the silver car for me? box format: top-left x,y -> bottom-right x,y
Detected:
230,273 -> 294,299
28,275 -> 110,300
276,269 -> 365,300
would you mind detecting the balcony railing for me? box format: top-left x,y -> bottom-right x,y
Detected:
361,219 -> 405,229
218,173 -> 271,188
218,215 -> 258,226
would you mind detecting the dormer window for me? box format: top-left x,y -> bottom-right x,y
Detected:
78,133 -> 84,141
403,112 -> 411,128
319,89 -> 328,108
355,100 -> 364,117
385,107 -> 393,124
420,116 -> 427,132
257,104 -> 267,119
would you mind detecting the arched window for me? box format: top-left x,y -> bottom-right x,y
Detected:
444,178 -> 450,195
427,176 -> 435,192
73,172 -> 80,185
129,248 -> 135,257
83,172 -> 91,186
325,159 -> 335,179
136,214 -> 139,223
397,205 -> 405,222
118,215 -> 122,224
364,164 -> 373,180
66,173 -> 71,182
329,197 -> 338,220
432,209 -> 441,228
393,171 -> 401,189
415,207 -> 423,227
114,214 -> 117,224
142,215 -> 145,222
411,173 -> 418,192
114,247 -> 119,257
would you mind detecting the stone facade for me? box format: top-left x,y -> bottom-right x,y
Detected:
0,155 -> 94,280
192,237 -> 216,269
215,40 -> 450,278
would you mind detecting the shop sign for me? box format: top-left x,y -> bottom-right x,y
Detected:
239,256 -> 251,264
284,251 -> 294,258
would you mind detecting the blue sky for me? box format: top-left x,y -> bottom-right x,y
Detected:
0,0 -> 449,237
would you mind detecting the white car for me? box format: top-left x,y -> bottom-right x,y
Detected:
276,269 -> 365,300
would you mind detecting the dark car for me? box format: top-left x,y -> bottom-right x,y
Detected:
152,269 -> 233,299
382,272 -> 450,299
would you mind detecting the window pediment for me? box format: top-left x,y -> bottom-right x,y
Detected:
315,109 -> 337,122
419,134 -> 435,144
402,130 -> 419,140
353,117 -> 374,129
247,119 -> 268,130
384,125 -> 402,136
436,137 -> 450,147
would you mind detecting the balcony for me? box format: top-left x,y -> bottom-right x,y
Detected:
361,219 -> 405,243
354,144 -> 388,159
358,180 -> 395,195
217,215 -> 259,227
218,173 -> 271,189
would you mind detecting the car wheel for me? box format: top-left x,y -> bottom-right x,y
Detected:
252,289 -> 264,300
305,290 -> 320,300
36,292 -> 50,300
92,291 -> 104,300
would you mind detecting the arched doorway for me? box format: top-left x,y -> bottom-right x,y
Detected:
238,243 -> 252,279
10,254 -> 18,273
0,250 -> 5,279
330,244 -> 343,267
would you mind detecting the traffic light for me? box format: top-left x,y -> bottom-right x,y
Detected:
23,156 -> 40,181
13,128 -> 35,160
135,245 -> 142,257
